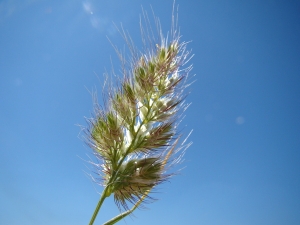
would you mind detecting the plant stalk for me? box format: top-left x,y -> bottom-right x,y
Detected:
89,187 -> 108,225
103,193 -> 149,225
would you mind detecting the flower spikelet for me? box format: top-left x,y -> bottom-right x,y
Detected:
85,10 -> 193,211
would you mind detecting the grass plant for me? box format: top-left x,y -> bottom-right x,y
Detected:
82,4 -> 193,224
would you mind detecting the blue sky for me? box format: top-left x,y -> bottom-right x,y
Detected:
1,0 -> 300,224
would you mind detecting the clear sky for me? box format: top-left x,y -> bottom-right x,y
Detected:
1,0 -> 300,225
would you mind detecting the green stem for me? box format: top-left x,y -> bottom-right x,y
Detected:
102,193 -> 148,225
89,187 -> 108,225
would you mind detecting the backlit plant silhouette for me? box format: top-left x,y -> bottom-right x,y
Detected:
83,5 -> 193,225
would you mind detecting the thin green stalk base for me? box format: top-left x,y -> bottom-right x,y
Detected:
89,188 -> 108,225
